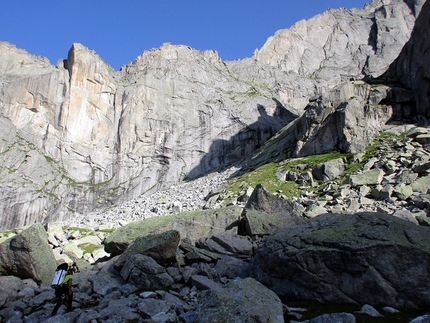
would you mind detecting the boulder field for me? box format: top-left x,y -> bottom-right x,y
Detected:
1,205 -> 430,322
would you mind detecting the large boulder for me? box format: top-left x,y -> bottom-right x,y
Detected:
118,230 -> 180,267
312,158 -> 345,182
104,206 -> 242,255
0,224 -> 57,285
195,277 -> 284,323
196,230 -> 253,259
120,254 -> 174,290
91,256 -> 125,296
239,184 -> 306,236
345,168 -> 385,186
250,212 -> 430,309
411,174 -> 430,194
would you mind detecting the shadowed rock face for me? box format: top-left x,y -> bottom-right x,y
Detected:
250,212 -> 430,309
0,0 -> 425,229
382,0 -> 430,118
248,81 -> 394,168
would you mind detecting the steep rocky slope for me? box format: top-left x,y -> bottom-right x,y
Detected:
0,0 -> 426,229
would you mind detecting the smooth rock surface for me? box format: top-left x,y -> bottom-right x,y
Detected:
250,212 -> 430,309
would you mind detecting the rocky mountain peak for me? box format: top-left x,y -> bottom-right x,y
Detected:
253,0 -> 422,82
0,0 -> 428,229
63,42 -> 117,145
0,42 -> 51,73
121,42 -> 224,76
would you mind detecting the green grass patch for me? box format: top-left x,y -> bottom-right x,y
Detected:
281,151 -> 347,172
226,151 -> 350,199
66,227 -> 94,236
97,228 -> 116,234
223,131 -> 406,202
226,162 -> 301,199
78,243 -> 103,255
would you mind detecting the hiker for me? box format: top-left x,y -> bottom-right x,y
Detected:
51,266 -> 75,316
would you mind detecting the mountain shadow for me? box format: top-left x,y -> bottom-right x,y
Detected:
185,99 -> 298,180
364,0 -> 430,123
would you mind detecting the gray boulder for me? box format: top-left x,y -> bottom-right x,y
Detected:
250,212 -> 430,309
120,254 -> 174,290
0,224 -> 57,285
417,215 -> 430,226
394,183 -> 414,200
0,276 -> 37,308
196,230 -> 253,259
411,174 -> 430,193
357,304 -> 383,317
345,168 -> 384,186
91,256 -> 125,296
104,206 -> 241,255
76,309 -> 100,323
239,184 -> 306,236
213,255 -> 250,279
97,297 -> 141,322
312,158 -> 345,182
410,314 -> 430,323
117,230 -> 180,267
195,277 -> 284,323
191,275 -> 222,291
137,298 -> 172,319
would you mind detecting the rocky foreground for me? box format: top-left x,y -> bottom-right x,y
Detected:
1,126 -> 430,322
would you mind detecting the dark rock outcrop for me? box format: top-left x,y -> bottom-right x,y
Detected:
383,0 -> 430,119
250,212 -> 430,309
248,82 -> 393,167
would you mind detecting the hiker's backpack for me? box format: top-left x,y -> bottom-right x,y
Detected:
51,263 -> 68,289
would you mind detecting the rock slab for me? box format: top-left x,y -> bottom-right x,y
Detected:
250,212 -> 430,309
195,277 -> 284,323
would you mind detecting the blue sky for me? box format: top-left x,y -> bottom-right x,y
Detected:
1,1 -> 369,70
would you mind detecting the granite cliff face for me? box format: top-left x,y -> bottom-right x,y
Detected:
0,0 -> 427,229
229,0 -> 425,113
0,43 -> 292,229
